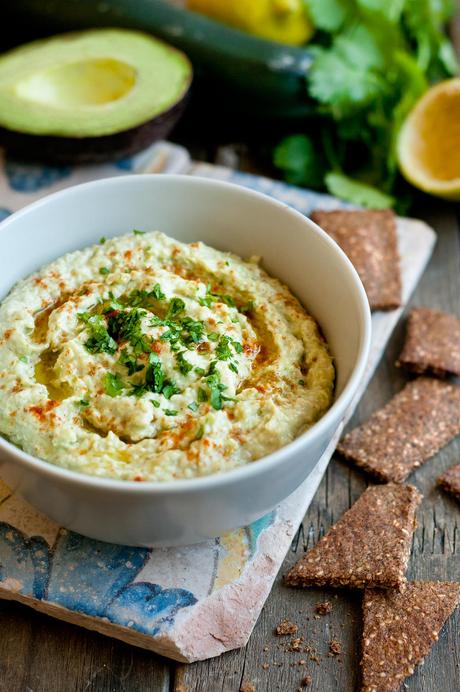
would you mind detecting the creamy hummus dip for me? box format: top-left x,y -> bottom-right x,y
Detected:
0,231 -> 334,482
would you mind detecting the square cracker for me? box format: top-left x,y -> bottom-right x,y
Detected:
285,483 -> 421,590
397,306 -> 460,377
310,209 -> 401,311
337,377 -> 460,483
361,581 -> 460,692
438,462 -> 460,502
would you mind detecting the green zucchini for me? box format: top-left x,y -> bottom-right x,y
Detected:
2,0 -> 313,120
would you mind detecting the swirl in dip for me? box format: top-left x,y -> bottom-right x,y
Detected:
0,231 -> 334,482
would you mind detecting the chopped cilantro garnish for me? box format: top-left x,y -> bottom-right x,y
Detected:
195,425 -> 204,440
106,292 -> 123,311
210,387 -> 223,410
19,355 -> 27,363
99,237 -> 106,245
207,332 -> 219,342
118,348 -> 144,376
151,399 -> 160,408
107,308 -> 142,342
78,399 -> 90,407
188,401 -> 199,412
194,367 -> 206,376
215,335 -> 233,361
231,339 -> 243,354
298,379 -> 305,386
166,297 -> 186,320
161,327 -> 180,343
228,362 -> 238,374
152,283 -> 166,300
164,409 -> 178,416
81,314 -> 117,355
133,229 -> 146,235
99,267 -> 110,276
106,308 -> 152,356
162,381 -> 181,399
104,372 -> 125,397
145,353 -> 164,393
176,351 -> 193,376
124,285 -> 165,309
206,371 -> 227,411
198,284 -> 236,309
180,317 -> 204,345
129,383 -> 148,398
197,387 -> 208,403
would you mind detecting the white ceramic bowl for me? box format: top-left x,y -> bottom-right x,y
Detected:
0,175 -> 371,546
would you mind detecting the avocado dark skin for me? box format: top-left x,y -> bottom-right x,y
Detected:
0,89 -> 190,165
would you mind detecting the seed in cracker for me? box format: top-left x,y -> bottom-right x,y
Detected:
397,307 -> 460,377
310,209 -> 401,311
285,483 -> 421,590
361,581 -> 460,692
438,462 -> 460,502
337,377 -> 460,483
275,619 -> 298,636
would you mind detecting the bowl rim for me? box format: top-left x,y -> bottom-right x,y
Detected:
0,173 -> 371,494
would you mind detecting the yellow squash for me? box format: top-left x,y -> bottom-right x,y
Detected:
187,0 -> 313,46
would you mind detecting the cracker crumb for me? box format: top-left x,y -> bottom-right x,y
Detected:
300,675 -> 312,687
315,601 -> 333,616
240,682 -> 255,692
329,640 -> 342,656
287,636 -> 304,652
275,619 -> 298,636
261,663 -> 269,670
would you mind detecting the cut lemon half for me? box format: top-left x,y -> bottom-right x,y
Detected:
398,79 -> 460,200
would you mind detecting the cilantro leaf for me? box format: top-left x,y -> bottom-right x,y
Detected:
274,135 -> 326,188
82,315 -> 117,355
166,297 -> 186,320
162,381 -> 181,399
304,0 -> 351,32
164,409 -> 178,416
176,351 -> 193,375
144,354 -> 165,394
325,171 -> 395,208
118,348 -> 144,376
104,372 -> 125,397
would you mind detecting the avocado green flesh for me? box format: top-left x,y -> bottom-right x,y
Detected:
0,29 -> 192,137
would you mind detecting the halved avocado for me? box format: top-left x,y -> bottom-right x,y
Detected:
0,29 -> 192,163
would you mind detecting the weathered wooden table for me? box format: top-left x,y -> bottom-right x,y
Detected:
0,188 -> 459,691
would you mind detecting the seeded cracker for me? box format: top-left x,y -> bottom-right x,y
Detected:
337,377 -> 460,482
361,581 -> 460,692
310,209 -> 401,310
438,462 -> 460,502
397,306 -> 460,377
285,484 -> 421,589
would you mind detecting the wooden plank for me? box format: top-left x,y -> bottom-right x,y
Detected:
0,599 -> 170,692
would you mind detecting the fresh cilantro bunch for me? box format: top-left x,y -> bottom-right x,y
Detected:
273,0 -> 458,209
